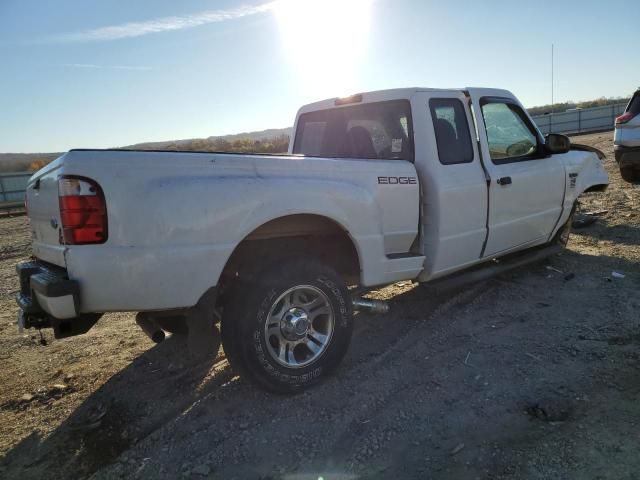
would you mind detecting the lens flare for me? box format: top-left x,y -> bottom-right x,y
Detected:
274,0 -> 373,97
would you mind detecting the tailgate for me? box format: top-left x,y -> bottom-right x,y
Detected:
26,159 -> 67,266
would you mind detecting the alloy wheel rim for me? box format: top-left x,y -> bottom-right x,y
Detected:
264,285 -> 334,368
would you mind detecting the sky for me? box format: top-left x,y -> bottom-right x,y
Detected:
0,0 -> 638,153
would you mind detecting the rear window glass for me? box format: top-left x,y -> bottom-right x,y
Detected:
627,92 -> 640,116
293,100 -> 414,161
429,98 -> 474,165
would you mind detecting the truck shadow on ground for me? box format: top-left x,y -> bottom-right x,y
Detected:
572,220 -> 640,246
0,335 -> 229,479
1,249 -> 639,480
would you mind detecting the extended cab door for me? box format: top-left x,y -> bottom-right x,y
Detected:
467,89 -> 565,257
412,91 -> 488,278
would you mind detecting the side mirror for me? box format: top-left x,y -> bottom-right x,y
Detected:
545,133 -> 571,154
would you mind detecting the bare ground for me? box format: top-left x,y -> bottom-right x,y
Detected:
0,131 -> 638,480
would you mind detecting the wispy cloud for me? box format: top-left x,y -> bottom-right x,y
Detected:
50,2 -> 277,43
63,63 -> 152,71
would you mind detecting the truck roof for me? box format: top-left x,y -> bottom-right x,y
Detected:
296,87 -> 513,115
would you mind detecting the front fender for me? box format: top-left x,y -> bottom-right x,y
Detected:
551,150 -> 609,238
564,150 -> 609,201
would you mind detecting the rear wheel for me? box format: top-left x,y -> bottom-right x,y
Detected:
222,258 -> 353,393
620,165 -> 640,183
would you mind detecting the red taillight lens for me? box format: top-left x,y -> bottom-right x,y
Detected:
58,176 -> 107,245
615,112 -> 635,125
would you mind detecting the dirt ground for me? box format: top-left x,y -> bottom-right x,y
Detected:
0,131 -> 638,480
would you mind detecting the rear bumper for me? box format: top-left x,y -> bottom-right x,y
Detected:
16,261 -> 101,338
614,145 -> 640,166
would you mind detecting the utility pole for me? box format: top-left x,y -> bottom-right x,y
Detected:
551,44 -> 554,113
550,43 -> 554,133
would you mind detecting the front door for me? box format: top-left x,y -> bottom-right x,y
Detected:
468,90 -> 565,256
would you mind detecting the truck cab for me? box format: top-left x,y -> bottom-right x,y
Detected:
290,87 -> 608,281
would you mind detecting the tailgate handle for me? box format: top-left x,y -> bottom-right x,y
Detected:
497,176 -> 512,186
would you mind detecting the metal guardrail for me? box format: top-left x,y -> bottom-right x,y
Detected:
0,172 -> 31,212
531,103 -> 626,135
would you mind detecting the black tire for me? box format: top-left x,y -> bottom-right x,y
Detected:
620,165 -> 640,183
556,202 -> 578,246
223,258 -> 353,393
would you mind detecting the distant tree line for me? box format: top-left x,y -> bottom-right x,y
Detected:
0,136 -> 291,173
0,153 -> 61,174
527,96 -> 630,116
135,135 -> 291,154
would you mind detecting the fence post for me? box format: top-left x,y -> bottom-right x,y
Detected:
578,110 -> 582,133
0,177 -> 5,203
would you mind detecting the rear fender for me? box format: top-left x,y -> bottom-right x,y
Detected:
228,178 -> 382,286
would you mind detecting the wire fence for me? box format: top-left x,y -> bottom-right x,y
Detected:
0,172 -> 31,213
531,103 -> 626,135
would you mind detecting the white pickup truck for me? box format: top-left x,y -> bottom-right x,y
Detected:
17,87 -> 608,392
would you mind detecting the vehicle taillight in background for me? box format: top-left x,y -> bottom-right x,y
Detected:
615,112 -> 635,125
58,176 -> 107,244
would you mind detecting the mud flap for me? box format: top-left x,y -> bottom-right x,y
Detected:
185,288 -> 221,360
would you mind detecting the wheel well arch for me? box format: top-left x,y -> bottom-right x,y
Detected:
583,183 -> 608,193
219,214 -> 362,288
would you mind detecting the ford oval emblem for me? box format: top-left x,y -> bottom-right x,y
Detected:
50,218 -> 58,229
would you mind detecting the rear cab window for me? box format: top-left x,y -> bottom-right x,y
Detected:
293,100 -> 414,161
429,98 -> 474,165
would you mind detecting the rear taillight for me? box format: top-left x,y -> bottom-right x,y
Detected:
615,112 -> 635,125
58,176 -> 107,245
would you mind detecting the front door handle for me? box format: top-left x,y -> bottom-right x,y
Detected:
497,176 -> 512,186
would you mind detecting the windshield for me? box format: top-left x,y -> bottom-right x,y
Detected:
293,100 -> 414,161
481,101 -> 538,160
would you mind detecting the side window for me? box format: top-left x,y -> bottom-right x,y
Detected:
429,98 -> 474,165
480,100 -> 539,163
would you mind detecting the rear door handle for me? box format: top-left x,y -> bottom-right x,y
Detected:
497,176 -> 512,185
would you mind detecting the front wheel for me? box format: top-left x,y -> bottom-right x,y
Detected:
555,202 -> 578,246
223,258 -> 353,393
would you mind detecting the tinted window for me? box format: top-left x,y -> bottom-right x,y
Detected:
481,101 -> 538,163
293,100 -> 413,161
627,92 -> 640,116
429,98 -> 474,165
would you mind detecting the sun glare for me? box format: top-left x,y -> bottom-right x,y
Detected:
274,0 -> 372,97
